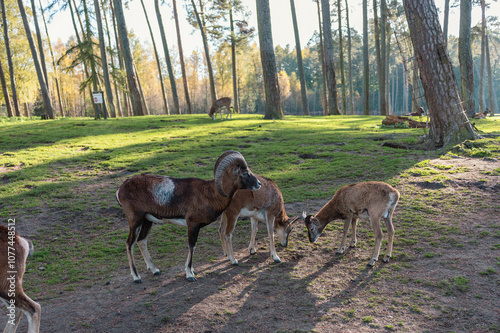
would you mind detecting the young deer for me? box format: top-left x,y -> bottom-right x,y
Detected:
0,225 -> 41,333
303,182 -> 400,267
208,97 -> 233,120
472,108 -> 490,119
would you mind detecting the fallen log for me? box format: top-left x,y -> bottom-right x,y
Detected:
382,115 -> 427,129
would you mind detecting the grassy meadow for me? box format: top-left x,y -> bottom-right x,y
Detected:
1,114 -> 499,331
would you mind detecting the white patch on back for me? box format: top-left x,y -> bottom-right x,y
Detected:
153,178 -> 175,205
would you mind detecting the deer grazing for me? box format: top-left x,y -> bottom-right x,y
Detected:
0,225 -> 41,333
405,106 -> 425,117
303,181 -> 400,267
116,151 -> 261,282
472,108 -> 490,119
208,97 -> 234,120
219,175 -> 300,265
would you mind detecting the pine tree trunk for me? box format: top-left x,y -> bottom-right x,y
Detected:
337,0 -> 346,114
256,0 -> 283,119
362,0 -> 369,115
173,0 -> 192,114
95,0 -> 116,118
345,0 -> 354,115
113,0 -> 145,116
1,0 -> 21,117
39,0 -> 65,117
30,0 -> 50,92
141,0 -> 169,115
229,4 -> 239,115
379,0 -> 388,115
191,0 -> 217,105
403,0 -> 478,149
458,0 -> 475,117
17,0 -> 54,118
316,0 -> 328,115
0,58 -> 13,117
485,35 -> 497,116
478,0 -> 486,114
321,0 -> 340,115
290,0 -> 309,115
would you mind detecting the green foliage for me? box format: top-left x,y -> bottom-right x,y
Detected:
438,276 -> 470,295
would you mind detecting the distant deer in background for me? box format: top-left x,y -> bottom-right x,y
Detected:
405,106 -> 425,117
472,108 -> 490,119
209,97 -> 234,120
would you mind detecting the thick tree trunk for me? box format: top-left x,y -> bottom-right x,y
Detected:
321,0 -> 340,115
155,0 -> 180,114
30,0 -> 49,91
95,0 -> 116,118
256,0 -> 283,119
113,0 -> 145,116
1,0 -> 21,117
290,0 -> 309,115
141,0 -> 169,115
458,0 -> 475,117
362,0 -> 369,115
173,0 -> 192,114
17,0 -> 54,118
403,0 -> 478,149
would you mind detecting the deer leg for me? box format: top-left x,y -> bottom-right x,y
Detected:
126,223 -> 142,283
1,298 -> 22,333
137,220 -> 160,275
369,215 -> 384,266
337,217 -> 352,254
248,217 -> 258,255
350,216 -> 359,248
266,217 -> 281,263
383,213 -> 395,263
221,213 -> 239,265
18,293 -> 41,333
185,224 -> 202,281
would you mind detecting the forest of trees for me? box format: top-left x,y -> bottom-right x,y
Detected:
0,0 -> 499,122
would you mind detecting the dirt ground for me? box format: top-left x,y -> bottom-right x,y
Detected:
2,156 -> 499,333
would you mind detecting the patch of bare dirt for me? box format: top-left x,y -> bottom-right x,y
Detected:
2,157 -> 499,332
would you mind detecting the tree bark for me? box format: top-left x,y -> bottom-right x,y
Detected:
290,0 -> 309,115
229,3 -> 239,115
30,0 -> 49,91
321,0 -> 340,115
17,0 -> 54,118
443,0 -> 450,46
95,0 -> 116,118
1,0 -> 21,117
256,0 -> 283,119
316,0 -> 328,115
403,0 -> 478,149
362,0 -> 369,115
173,0 -> 192,114
478,0 -> 486,114
485,35 -> 497,116
458,0 -> 475,117
337,0 -> 346,114
113,0 -> 145,116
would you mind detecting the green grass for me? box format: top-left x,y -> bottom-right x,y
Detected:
1,114 -> 499,298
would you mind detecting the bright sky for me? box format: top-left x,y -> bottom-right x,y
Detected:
44,0 -> 496,56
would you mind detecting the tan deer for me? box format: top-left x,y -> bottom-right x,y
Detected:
472,108 -> 490,119
208,97 -> 234,120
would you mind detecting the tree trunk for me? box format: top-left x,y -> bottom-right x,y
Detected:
229,3 -> 239,115
109,0 -> 128,117
345,0 -> 354,115
0,58 -> 13,117
17,0 -> 54,118
403,0 -> 478,149
337,0 -> 346,114
485,35 -> 497,116
316,0 -> 328,115
1,0 -> 21,117
113,0 -> 145,116
373,0 -> 382,114
256,0 -> 283,119
95,0 -> 116,118
362,0 -> 369,115
443,0 -> 450,46
30,0 -> 49,92
39,0 -> 64,117
379,0 -> 388,115
478,0 -> 486,114
173,0 -> 191,114
140,0 -> 169,115
155,0 -> 180,114
321,0 -> 340,115
458,0 -> 475,117
191,0 -> 217,105
290,0 -> 309,115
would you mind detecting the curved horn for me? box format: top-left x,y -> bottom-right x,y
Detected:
214,151 -> 247,196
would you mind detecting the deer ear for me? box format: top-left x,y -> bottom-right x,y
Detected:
302,211 -> 307,220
